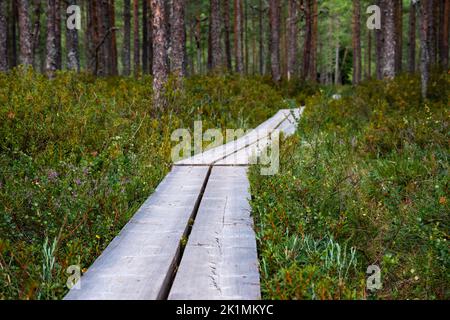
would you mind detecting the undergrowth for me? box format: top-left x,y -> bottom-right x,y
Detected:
0,68 -> 288,299
249,72 -> 449,300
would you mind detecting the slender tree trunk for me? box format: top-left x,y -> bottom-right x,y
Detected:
133,0 -> 140,76
367,29 -> 372,78
9,0 -> 18,68
0,0 -> 7,71
287,0 -> 298,80
258,0 -> 264,75
234,0 -> 244,73
209,0 -> 223,70
420,0 -> 432,98
352,0 -> 362,84
147,0 -> 153,75
17,0 -> 33,66
66,0 -> 80,72
170,0 -> 186,78
309,0 -> 318,81
244,0 -> 249,74
55,0 -> 61,70
394,0 -> 403,73
381,0 -> 396,79
123,0 -> 131,75
408,0 -> 417,73
111,0 -> 118,75
151,0 -> 169,108
223,0 -> 232,70
440,0 -> 449,69
302,0 -> 311,80
31,0 -> 42,70
45,0 -> 57,77
143,0 -> 149,73
268,0 -> 280,82
429,0 -> 437,66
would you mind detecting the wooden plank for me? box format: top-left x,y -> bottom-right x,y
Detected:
215,108 -> 303,165
168,167 -> 261,300
64,166 -> 209,300
175,110 -> 288,166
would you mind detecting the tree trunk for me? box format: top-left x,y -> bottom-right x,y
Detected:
55,0 -> 61,70
258,0 -> 264,75
17,0 -> 33,66
234,0 -> 244,73
170,0 -> 186,78
151,0 -> 169,108
223,0 -> 232,70
0,0 -> 7,71
440,0 -> 449,69
381,0 -> 396,79
45,0 -> 57,77
302,0 -> 311,80
143,0 -> 149,73
287,0 -> 298,80
394,0 -> 403,73
133,0 -> 140,76
429,0 -> 437,66
269,0 -> 281,82
123,0 -> 131,75
420,0 -> 432,98
31,0 -> 42,70
408,0 -> 416,73
352,0 -> 362,84
367,29 -> 372,78
309,0 -> 318,81
209,0 -> 223,70
66,0 -> 80,72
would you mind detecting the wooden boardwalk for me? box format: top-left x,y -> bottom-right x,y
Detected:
64,108 -> 302,300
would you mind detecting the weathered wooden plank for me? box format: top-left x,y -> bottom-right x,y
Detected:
215,108 -> 303,165
175,110 -> 288,166
64,166 -> 209,300
168,167 -> 261,300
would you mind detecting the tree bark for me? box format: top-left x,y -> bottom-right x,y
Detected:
234,0 -> 244,73
17,0 -> 33,66
31,0 -> 42,70
420,0 -> 432,98
440,0 -> 449,69
302,0 -> 311,80
287,0 -> 298,80
45,0 -> 58,77
151,0 -> 169,108
66,0 -> 80,72
258,0 -> 264,75
309,0 -> 318,81
143,0 -> 149,73
123,0 -> 131,75
394,0 -> 403,73
269,0 -> 281,82
408,0 -> 416,73
0,0 -> 7,71
223,0 -> 232,70
209,0 -> 223,70
381,0 -> 396,79
133,0 -> 140,76
170,0 -> 186,78
55,0 -> 61,70
352,0 -> 362,84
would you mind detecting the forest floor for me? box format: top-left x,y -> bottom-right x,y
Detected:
0,68 -> 448,300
